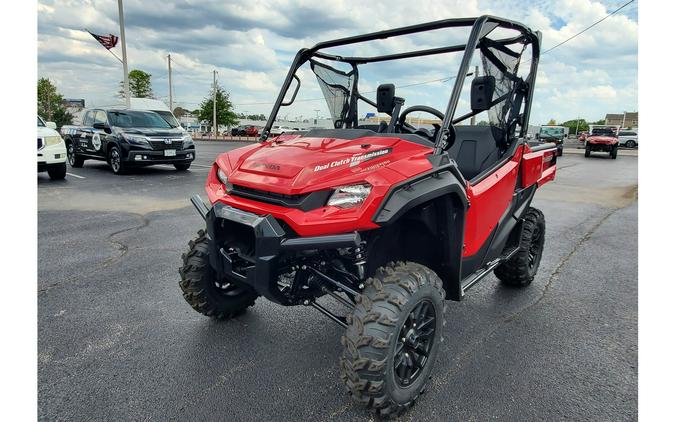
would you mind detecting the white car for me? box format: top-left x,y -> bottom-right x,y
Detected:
617,130 -> 638,148
269,125 -> 295,136
38,116 -> 67,180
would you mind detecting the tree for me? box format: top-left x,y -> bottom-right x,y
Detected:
198,84 -> 238,129
561,119 -> 588,135
476,120 -> 489,126
547,119 -> 557,125
37,77 -> 73,127
118,69 -> 153,98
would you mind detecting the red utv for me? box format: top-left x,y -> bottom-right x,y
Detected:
179,16 -> 556,417
585,126 -> 619,159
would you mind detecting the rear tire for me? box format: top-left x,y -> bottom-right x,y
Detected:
610,147 -> 618,159
174,163 -> 191,171
557,146 -> 563,156
584,146 -> 591,157
495,207 -> 545,287
625,140 -> 636,148
340,262 -> 445,417
179,230 -> 258,319
47,162 -> 67,180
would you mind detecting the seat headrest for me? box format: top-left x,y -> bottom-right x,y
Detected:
471,76 -> 496,112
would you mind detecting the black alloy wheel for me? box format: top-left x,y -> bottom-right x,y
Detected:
393,300 -> 436,387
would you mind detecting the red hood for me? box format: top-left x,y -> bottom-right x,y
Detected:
587,135 -> 618,144
218,134 -> 434,195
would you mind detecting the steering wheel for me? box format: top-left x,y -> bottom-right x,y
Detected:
398,105 -> 445,141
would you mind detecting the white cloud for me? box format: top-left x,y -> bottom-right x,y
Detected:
37,0 -> 637,124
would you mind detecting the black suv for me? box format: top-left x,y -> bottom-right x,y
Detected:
61,108 -> 196,174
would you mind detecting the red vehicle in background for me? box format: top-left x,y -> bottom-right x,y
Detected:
244,125 -> 259,137
585,125 -> 620,159
179,16 -> 557,417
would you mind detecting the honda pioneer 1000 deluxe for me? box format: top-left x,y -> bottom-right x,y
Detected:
180,16 -> 556,417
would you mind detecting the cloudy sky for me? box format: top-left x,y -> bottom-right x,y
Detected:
37,0 -> 638,125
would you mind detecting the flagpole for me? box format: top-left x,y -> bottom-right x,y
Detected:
117,0 -> 130,107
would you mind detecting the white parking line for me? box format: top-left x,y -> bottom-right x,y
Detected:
66,172 -> 86,179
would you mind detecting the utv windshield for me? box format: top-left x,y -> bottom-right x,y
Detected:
108,110 -> 174,129
264,16 -> 540,148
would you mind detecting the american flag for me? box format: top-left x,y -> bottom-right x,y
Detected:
88,31 -> 119,50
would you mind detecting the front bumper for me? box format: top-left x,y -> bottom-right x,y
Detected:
194,195 -> 360,305
587,143 -> 616,152
125,148 -> 195,164
38,143 -> 67,166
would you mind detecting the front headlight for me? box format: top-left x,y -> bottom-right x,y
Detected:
217,168 -> 228,185
44,136 -> 63,146
216,167 -> 233,192
182,134 -> 194,148
122,133 -> 150,146
327,183 -> 372,209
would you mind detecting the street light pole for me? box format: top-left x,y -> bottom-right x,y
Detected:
117,0 -> 130,107
167,54 -> 173,111
212,70 -> 217,138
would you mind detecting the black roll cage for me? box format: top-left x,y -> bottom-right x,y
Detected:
261,15 -> 541,155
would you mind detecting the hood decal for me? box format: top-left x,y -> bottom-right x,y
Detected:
314,147 -> 392,172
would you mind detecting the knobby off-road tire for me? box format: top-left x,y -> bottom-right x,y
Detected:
340,262 -> 446,418
584,146 -> 591,157
47,162 -> 67,180
495,207 -> 545,287
610,147 -> 618,159
179,230 -> 258,319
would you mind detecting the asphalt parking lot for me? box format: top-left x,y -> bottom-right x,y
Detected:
38,140 -> 638,421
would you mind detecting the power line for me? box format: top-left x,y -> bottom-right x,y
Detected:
541,0 -> 635,55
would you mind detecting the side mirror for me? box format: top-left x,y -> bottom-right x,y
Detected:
46,121 -> 57,129
93,122 -> 109,130
535,133 -> 539,139
376,84 -> 395,114
470,76 -> 496,112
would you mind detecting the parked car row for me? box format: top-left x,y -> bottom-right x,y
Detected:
230,125 -> 261,137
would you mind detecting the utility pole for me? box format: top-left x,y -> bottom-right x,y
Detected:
167,54 -> 173,111
575,117 -> 581,135
212,70 -> 218,137
117,0 -> 130,107
470,65 -> 479,126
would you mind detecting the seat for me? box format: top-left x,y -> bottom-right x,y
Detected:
448,126 -> 505,180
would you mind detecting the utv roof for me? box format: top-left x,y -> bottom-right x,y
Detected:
265,15 -> 541,154
305,16 -> 538,63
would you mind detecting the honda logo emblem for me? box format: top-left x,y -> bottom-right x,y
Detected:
164,139 -> 172,144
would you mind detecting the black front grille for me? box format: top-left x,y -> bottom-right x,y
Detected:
38,138 -> 44,150
229,185 -> 332,212
148,139 -> 183,151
